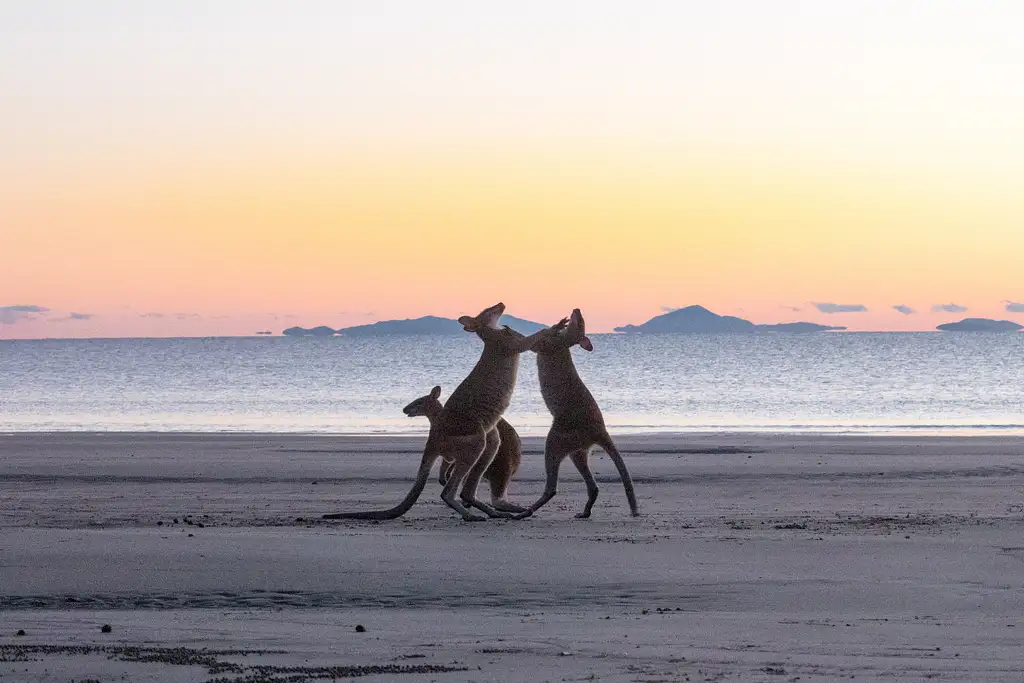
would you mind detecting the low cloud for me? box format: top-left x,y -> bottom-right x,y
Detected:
175,312 -> 201,320
51,312 -> 95,322
932,303 -> 967,313
0,304 -> 50,324
660,305 -> 681,313
892,305 -> 915,315
140,312 -> 164,318
1005,301 -> 1024,313
813,302 -> 868,314
780,305 -> 803,313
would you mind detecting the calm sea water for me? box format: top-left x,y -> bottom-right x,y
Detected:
1,334 -> 1022,435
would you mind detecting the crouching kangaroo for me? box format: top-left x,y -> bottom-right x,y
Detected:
402,385 -> 524,513
324,302 -> 565,522
515,308 -> 639,519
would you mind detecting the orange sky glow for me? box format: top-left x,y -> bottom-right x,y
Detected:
3,2 -> 1023,338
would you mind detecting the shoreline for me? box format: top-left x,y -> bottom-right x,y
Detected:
5,425 -> 1024,437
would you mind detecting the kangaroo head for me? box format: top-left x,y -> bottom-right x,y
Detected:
566,308 -> 594,351
533,308 -> 593,354
403,385 -> 443,418
457,302 -> 505,333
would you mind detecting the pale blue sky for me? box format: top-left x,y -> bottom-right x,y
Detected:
4,1 -> 1023,168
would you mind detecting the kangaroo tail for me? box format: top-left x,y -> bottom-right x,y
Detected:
596,431 -> 639,516
323,451 -> 437,520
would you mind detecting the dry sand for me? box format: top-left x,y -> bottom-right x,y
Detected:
2,432 -> 1024,681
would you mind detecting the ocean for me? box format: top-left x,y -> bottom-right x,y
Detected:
1,333 -> 1022,435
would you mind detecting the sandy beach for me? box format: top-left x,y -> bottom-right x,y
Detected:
3,432 -> 1024,681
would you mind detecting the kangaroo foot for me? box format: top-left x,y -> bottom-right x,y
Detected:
442,492 -> 487,522
574,511 -> 592,519
491,499 -> 527,514
462,495 -> 514,518
512,510 -> 534,520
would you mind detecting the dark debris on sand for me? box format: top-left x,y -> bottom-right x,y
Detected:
0,643 -> 468,682
206,663 -> 471,682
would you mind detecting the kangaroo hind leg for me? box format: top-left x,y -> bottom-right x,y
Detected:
439,433 -> 489,522
514,429 -> 586,519
569,448 -> 599,518
487,457 -> 525,514
460,427 -> 513,518
438,458 -> 454,486
596,431 -> 640,517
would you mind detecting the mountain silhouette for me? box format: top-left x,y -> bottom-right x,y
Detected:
936,318 -> 1023,332
614,305 -> 845,334
336,314 -> 546,336
282,325 -> 337,337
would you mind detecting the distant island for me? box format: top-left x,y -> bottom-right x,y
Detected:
339,314 -> 545,336
283,314 -> 546,337
936,318 -> 1024,332
281,306 -> 855,336
255,330 -> 273,335
282,325 -> 338,337
613,305 -> 846,334
335,315 -> 455,336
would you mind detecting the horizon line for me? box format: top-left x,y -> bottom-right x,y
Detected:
0,330 -> 994,342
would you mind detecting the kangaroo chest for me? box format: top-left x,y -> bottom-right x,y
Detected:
536,351 -> 592,416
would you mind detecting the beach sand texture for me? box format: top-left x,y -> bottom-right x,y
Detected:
2,432 -> 1024,681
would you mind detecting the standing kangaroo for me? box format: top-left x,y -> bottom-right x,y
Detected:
515,308 -> 639,519
324,302 -> 565,522
402,385 -> 524,513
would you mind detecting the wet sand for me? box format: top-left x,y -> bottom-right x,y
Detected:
2,432 -> 1024,681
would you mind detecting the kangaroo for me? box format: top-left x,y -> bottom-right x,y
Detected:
515,308 -> 639,519
402,385 -> 524,512
324,302 -> 565,522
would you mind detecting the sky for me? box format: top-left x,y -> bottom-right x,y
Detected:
2,1 -> 1024,338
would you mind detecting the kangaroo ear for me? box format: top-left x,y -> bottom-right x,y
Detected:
579,335 -> 594,352
430,386 -> 441,399
457,316 -> 478,331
